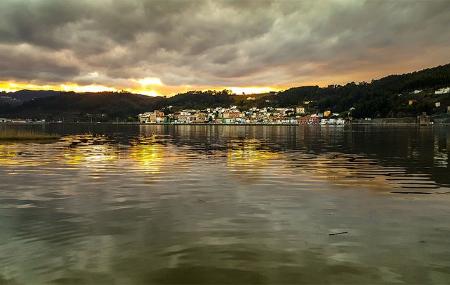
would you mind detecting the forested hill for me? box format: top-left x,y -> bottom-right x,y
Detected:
270,63 -> 450,118
0,92 -> 165,121
0,63 -> 449,121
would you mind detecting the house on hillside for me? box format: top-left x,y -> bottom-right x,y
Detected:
193,112 -> 208,123
221,108 -> 243,124
435,87 -> 450,94
296,106 -> 306,115
138,110 -> 165,123
298,115 -> 320,125
175,110 -> 196,123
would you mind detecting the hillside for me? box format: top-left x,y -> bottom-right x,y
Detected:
0,92 -> 164,121
268,63 -> 450,118
0,63 -> 449,121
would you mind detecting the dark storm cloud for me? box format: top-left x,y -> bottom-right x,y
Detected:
0,44 -> 81,82
0,0 -> 449,89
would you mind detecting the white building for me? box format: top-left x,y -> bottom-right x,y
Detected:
138,110 -> 165,124
296,106 -> 306,114
0,118 -> 12,123
435,87 -> 450,94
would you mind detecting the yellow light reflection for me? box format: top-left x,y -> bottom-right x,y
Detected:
129,142 -> 166,174
0,145 -> 19,165
0,144 -> 46,166
227,139 -> 278,181
61,136 -> 118,167
63,146 -> 118,167
290,153 -> 397,191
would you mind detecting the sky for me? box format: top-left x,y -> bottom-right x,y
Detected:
0,0 -> 449,96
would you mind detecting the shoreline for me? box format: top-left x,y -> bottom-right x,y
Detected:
1,122 -> 449,126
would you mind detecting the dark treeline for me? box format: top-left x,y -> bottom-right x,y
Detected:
0,63 -> 449,121
269,63 -> 450,118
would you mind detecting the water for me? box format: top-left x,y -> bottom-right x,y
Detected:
0,124 -> 449,284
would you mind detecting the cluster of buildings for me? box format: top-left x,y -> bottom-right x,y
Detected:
138,106 -> 347,125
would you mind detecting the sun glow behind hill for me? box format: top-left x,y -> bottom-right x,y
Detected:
229,87 -> 276,95
0,80 -> 280,97
0,81 -> 118,94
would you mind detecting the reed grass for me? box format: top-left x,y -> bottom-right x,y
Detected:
0,129 -> 60,140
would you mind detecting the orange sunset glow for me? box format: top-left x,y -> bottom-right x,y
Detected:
0,1 -> 448,97
0,80 -> 282,96
0,1 -> 450,284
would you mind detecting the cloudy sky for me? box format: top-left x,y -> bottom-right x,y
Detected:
0,0 -> 449,96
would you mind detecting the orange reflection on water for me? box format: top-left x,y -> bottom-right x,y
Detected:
63,145 -> 118,167
128,138 -> 168,174
0,144 -> 19,165
60,135 -> 119,168
286,153 -> 403,191
226,139 -> 278,181
0,144 -> 47,167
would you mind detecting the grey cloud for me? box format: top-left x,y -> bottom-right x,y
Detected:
0,44 -> 81,82
0,0 -> 449,90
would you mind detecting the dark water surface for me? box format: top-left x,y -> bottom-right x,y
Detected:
0,124 -> 449,284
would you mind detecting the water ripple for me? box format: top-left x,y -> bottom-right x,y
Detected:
0,125 -> 449,284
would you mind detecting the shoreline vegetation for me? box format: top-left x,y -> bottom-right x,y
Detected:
0,129 -> 60,141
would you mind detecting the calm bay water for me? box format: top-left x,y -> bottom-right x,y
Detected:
0,124 -> 449,284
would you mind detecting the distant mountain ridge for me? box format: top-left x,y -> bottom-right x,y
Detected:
0,90 -> 62,103
0,63 -> 449,121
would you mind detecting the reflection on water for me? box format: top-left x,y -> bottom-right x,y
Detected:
227,139 -> 279,182
129,136 -> 171,174
63,141 -> 118,167
0,125 -> 449,284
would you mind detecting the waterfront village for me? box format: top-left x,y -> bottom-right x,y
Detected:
1,88 -> 448,125
138,106 -> 348,125
137,87 -> 450,125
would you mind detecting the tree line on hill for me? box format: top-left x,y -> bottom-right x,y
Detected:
0,63 -> 449,122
